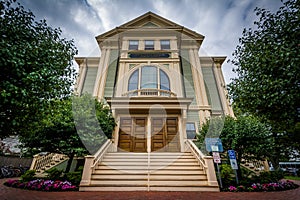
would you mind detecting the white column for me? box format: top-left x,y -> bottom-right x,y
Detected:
93,50 -> 107,97
77,59 -> 88,95
147,116 -> 151,153
179,110 -> 187,152
113,115 -> 120,152
97,49 -> 111,98
213,63 -> 231,116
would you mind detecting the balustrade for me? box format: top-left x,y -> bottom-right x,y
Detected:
122,89 -> 177,97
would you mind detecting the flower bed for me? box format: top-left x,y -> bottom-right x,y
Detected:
4,179 -> 78,191
225,180 -> 299,192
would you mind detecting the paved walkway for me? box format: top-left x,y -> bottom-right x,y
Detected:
1,178 -> 299,200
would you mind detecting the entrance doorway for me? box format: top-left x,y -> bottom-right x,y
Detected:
117,117 -> 180,152
118,117 -> 147,152
151,117 -> 180,152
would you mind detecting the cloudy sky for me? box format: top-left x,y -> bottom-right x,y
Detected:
19,0 -> 283,83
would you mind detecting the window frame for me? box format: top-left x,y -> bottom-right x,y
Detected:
144,40 -> 154,50
186,122 -> 197,140
128,66 -> 170,92
128,40 -> 139,50
160,40 -> 170,50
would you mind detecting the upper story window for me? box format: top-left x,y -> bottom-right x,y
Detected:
129,40 -> 139,50
126,66 -> 173,97
145,40 -> 154,50
160,40 -> 170,50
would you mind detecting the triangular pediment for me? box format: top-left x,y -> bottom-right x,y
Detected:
96,11 -> 204,44
142,22 -> 159,27
118,11 -> 181,28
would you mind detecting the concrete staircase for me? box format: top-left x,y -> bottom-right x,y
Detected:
80,152 -> 219,191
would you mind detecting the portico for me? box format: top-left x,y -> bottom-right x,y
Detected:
107,97 -> 193,153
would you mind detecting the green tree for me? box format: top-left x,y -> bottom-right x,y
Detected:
20,94 -> 116,172
0,0 -> 77,138
228,0 -> 300,167
197,115 -> 274,179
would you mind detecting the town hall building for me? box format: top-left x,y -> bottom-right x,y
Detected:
76,12 -> 234,191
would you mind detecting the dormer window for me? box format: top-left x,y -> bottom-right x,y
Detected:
129,40 -> 139,50
160,40 -> 170,50
145,40 -> 154,50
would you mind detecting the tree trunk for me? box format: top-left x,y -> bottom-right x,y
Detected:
65,151 -> 75,173
236,155 -> 243,182
270,154 -> 280,170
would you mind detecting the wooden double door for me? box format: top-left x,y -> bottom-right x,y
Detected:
118,117 -> 147,152
118,117 -> 179,152
151,117 -> 179,152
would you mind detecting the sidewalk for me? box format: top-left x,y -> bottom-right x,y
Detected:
1,178 -> 299,200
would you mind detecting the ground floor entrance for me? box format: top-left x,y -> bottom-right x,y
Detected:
118,116 -> 180,152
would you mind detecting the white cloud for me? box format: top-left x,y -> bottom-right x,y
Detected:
19,0 -> 283,83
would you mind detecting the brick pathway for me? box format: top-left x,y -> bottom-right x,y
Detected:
1,178 -> 299,200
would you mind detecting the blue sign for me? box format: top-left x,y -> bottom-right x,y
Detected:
228,150 -> 236,159
205,138 -> 223,152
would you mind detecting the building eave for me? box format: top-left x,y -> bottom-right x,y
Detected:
95,12 -> 204,44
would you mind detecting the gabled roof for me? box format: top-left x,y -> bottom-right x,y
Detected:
96,11 -> 204,44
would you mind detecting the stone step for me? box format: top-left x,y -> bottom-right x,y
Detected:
89,180 -> 208,186
79,186 -> 219,192
93,169 -> 204,175
91,174 -> 207,180
103,155 -> 195,160
149,186 -> 219,192
105,152 -> 191,156
102,158 -> 196,162
100,161 -> 199,166
96,165 -> 202,170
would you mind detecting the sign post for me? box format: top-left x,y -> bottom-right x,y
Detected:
206,138 -> 224,189
228,150 -> 239,185
212,151 -> 222,188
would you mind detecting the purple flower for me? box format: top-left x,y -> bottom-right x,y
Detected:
228,186 -> 237,191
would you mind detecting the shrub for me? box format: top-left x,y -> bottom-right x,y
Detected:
44,168 -> 63,180
20,170 -> 36,182
252,170 -> 284,184
64,169 -> 82,186
220,164 -> 235,186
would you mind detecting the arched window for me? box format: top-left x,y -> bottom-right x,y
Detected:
128,66 -> 170,93
128,70 -> 138,91
160,70 -> 170,91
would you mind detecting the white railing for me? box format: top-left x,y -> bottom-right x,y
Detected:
91,140 -> 113,168
80,140 -> 113,186
185,139 -> 207,169
122,89 -> 177,97
30,153 -> 68,173
185,139 -> 219,187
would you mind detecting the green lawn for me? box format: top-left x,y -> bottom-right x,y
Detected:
284,176 -> 300,181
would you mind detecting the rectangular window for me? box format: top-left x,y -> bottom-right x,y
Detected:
145,40 -> 154,50
160,40 -> 170,50
129,40 -> 139,50
186,122 -> 196,139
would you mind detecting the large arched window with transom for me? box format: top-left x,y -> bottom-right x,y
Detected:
127,66 -> 173,96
